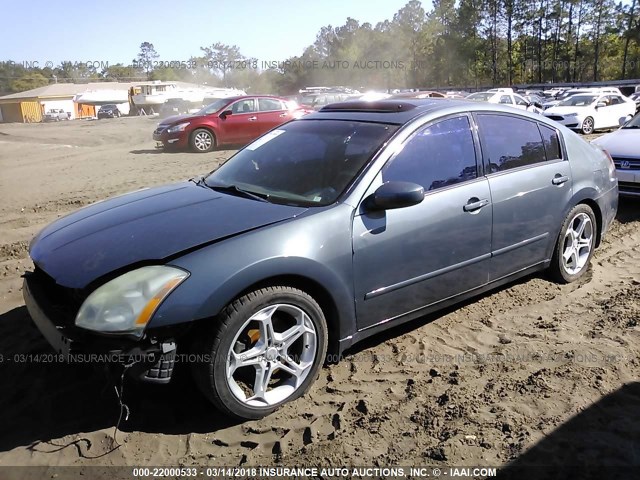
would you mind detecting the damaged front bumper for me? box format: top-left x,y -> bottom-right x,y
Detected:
23,275 -> 180,383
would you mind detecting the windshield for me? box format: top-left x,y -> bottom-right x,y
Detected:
299,96 -> 319,106
558,95 -> 598,107
196,98 -> 230,115
205,119 -> 399,206
622,112 -> 640,128
466,92 -> 493,101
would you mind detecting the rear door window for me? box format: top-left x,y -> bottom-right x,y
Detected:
476,114 -> 547,173
258,98 -> 284,111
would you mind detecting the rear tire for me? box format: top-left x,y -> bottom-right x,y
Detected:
190,128 -> 215,153
549,204 -> 597,283
191,286 -> 328,419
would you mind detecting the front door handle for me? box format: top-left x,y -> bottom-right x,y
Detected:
463,198 -> 490,212
552,175 -> 569,185
248,116 -> 257,121
279,113 -> 287,117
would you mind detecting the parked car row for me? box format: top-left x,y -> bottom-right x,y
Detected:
466,88 -> 543,113
462,86 -> 636,135
542,92 -> 636,134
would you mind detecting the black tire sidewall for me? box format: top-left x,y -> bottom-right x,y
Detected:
199,287 -> 328,419
551,204 -> 597,283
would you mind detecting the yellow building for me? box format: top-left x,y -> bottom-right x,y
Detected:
0,83 -> 132,123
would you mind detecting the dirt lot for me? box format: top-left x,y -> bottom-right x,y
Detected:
0,117 -> 638,477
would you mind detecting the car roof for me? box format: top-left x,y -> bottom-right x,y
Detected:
302,98 -> 548,125
223,95 -> 287,102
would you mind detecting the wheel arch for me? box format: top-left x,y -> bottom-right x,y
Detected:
567,187 -> 604,248
233,274 -> 343,358
189,126 -> 217,147
576,197 -> 603,247
156,255 -> 356,358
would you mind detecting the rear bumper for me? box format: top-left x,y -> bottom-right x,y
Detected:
595,183 -> 619,242
23,276 -> 179,383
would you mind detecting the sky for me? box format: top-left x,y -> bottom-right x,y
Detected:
1,0 -> 417,66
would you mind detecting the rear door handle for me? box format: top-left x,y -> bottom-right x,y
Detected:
279,113 -> 287,117
463,198 -> 490,212
248,116 -> 257,121
552,175 -> 569,185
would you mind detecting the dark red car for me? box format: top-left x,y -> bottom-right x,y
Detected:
153,95 -> 311,152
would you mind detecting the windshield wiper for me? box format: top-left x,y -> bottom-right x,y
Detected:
622,125 -> 640,129
189,175 -> 207,186
206,182 -> 271,203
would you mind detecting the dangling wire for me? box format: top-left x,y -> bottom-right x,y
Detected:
111,360 -> 136,449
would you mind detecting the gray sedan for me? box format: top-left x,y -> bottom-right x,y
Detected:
24,99 -> 618,419
592,112 -> 640,196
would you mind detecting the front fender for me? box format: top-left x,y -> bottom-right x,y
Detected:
148,204 -> 357,341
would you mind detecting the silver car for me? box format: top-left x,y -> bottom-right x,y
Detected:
24,99 -> 618,419
592,112 -> 640,196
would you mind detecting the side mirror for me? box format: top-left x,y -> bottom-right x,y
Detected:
220,109 -> 232,118
619,116 -> 629,126
366,181 -> 424,211
596,102 -> 606,108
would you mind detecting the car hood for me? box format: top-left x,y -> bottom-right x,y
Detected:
29,182 -> 307,288
544,106 -> 590,115
592,128 -> 640,156
159,114 -> 197,126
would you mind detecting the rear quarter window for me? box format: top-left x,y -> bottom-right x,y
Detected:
538,124 -> 563,161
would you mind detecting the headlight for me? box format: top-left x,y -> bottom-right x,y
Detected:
75,266 -> 188,337
564,113 -> 578,117
167,122 -> 190,133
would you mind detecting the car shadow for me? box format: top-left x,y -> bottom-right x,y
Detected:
0,306 -> 240,453
130,144 -> 244,155
129,149 -> 174,155
616,197 -> 640,224
496,381 -> 640,479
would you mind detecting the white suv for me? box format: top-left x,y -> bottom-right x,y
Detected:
544,93 -> 636,134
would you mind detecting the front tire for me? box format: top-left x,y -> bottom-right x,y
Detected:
192,286 -> 328,419
549,204 -> 597,283
190,128 -> 215,153
581,116 -> 594,135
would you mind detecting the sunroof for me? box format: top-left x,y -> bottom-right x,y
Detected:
319,101 -> 418,113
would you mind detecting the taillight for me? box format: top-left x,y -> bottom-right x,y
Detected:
601,148 -> 616,177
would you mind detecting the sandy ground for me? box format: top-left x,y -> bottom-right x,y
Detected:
0,117 -> 638,478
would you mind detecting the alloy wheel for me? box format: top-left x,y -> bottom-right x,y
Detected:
226,303 -> 318,407
194,131 -> 212,151
561,212 -> 593,275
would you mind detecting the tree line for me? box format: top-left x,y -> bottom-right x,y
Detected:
1,0 -> 638,95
